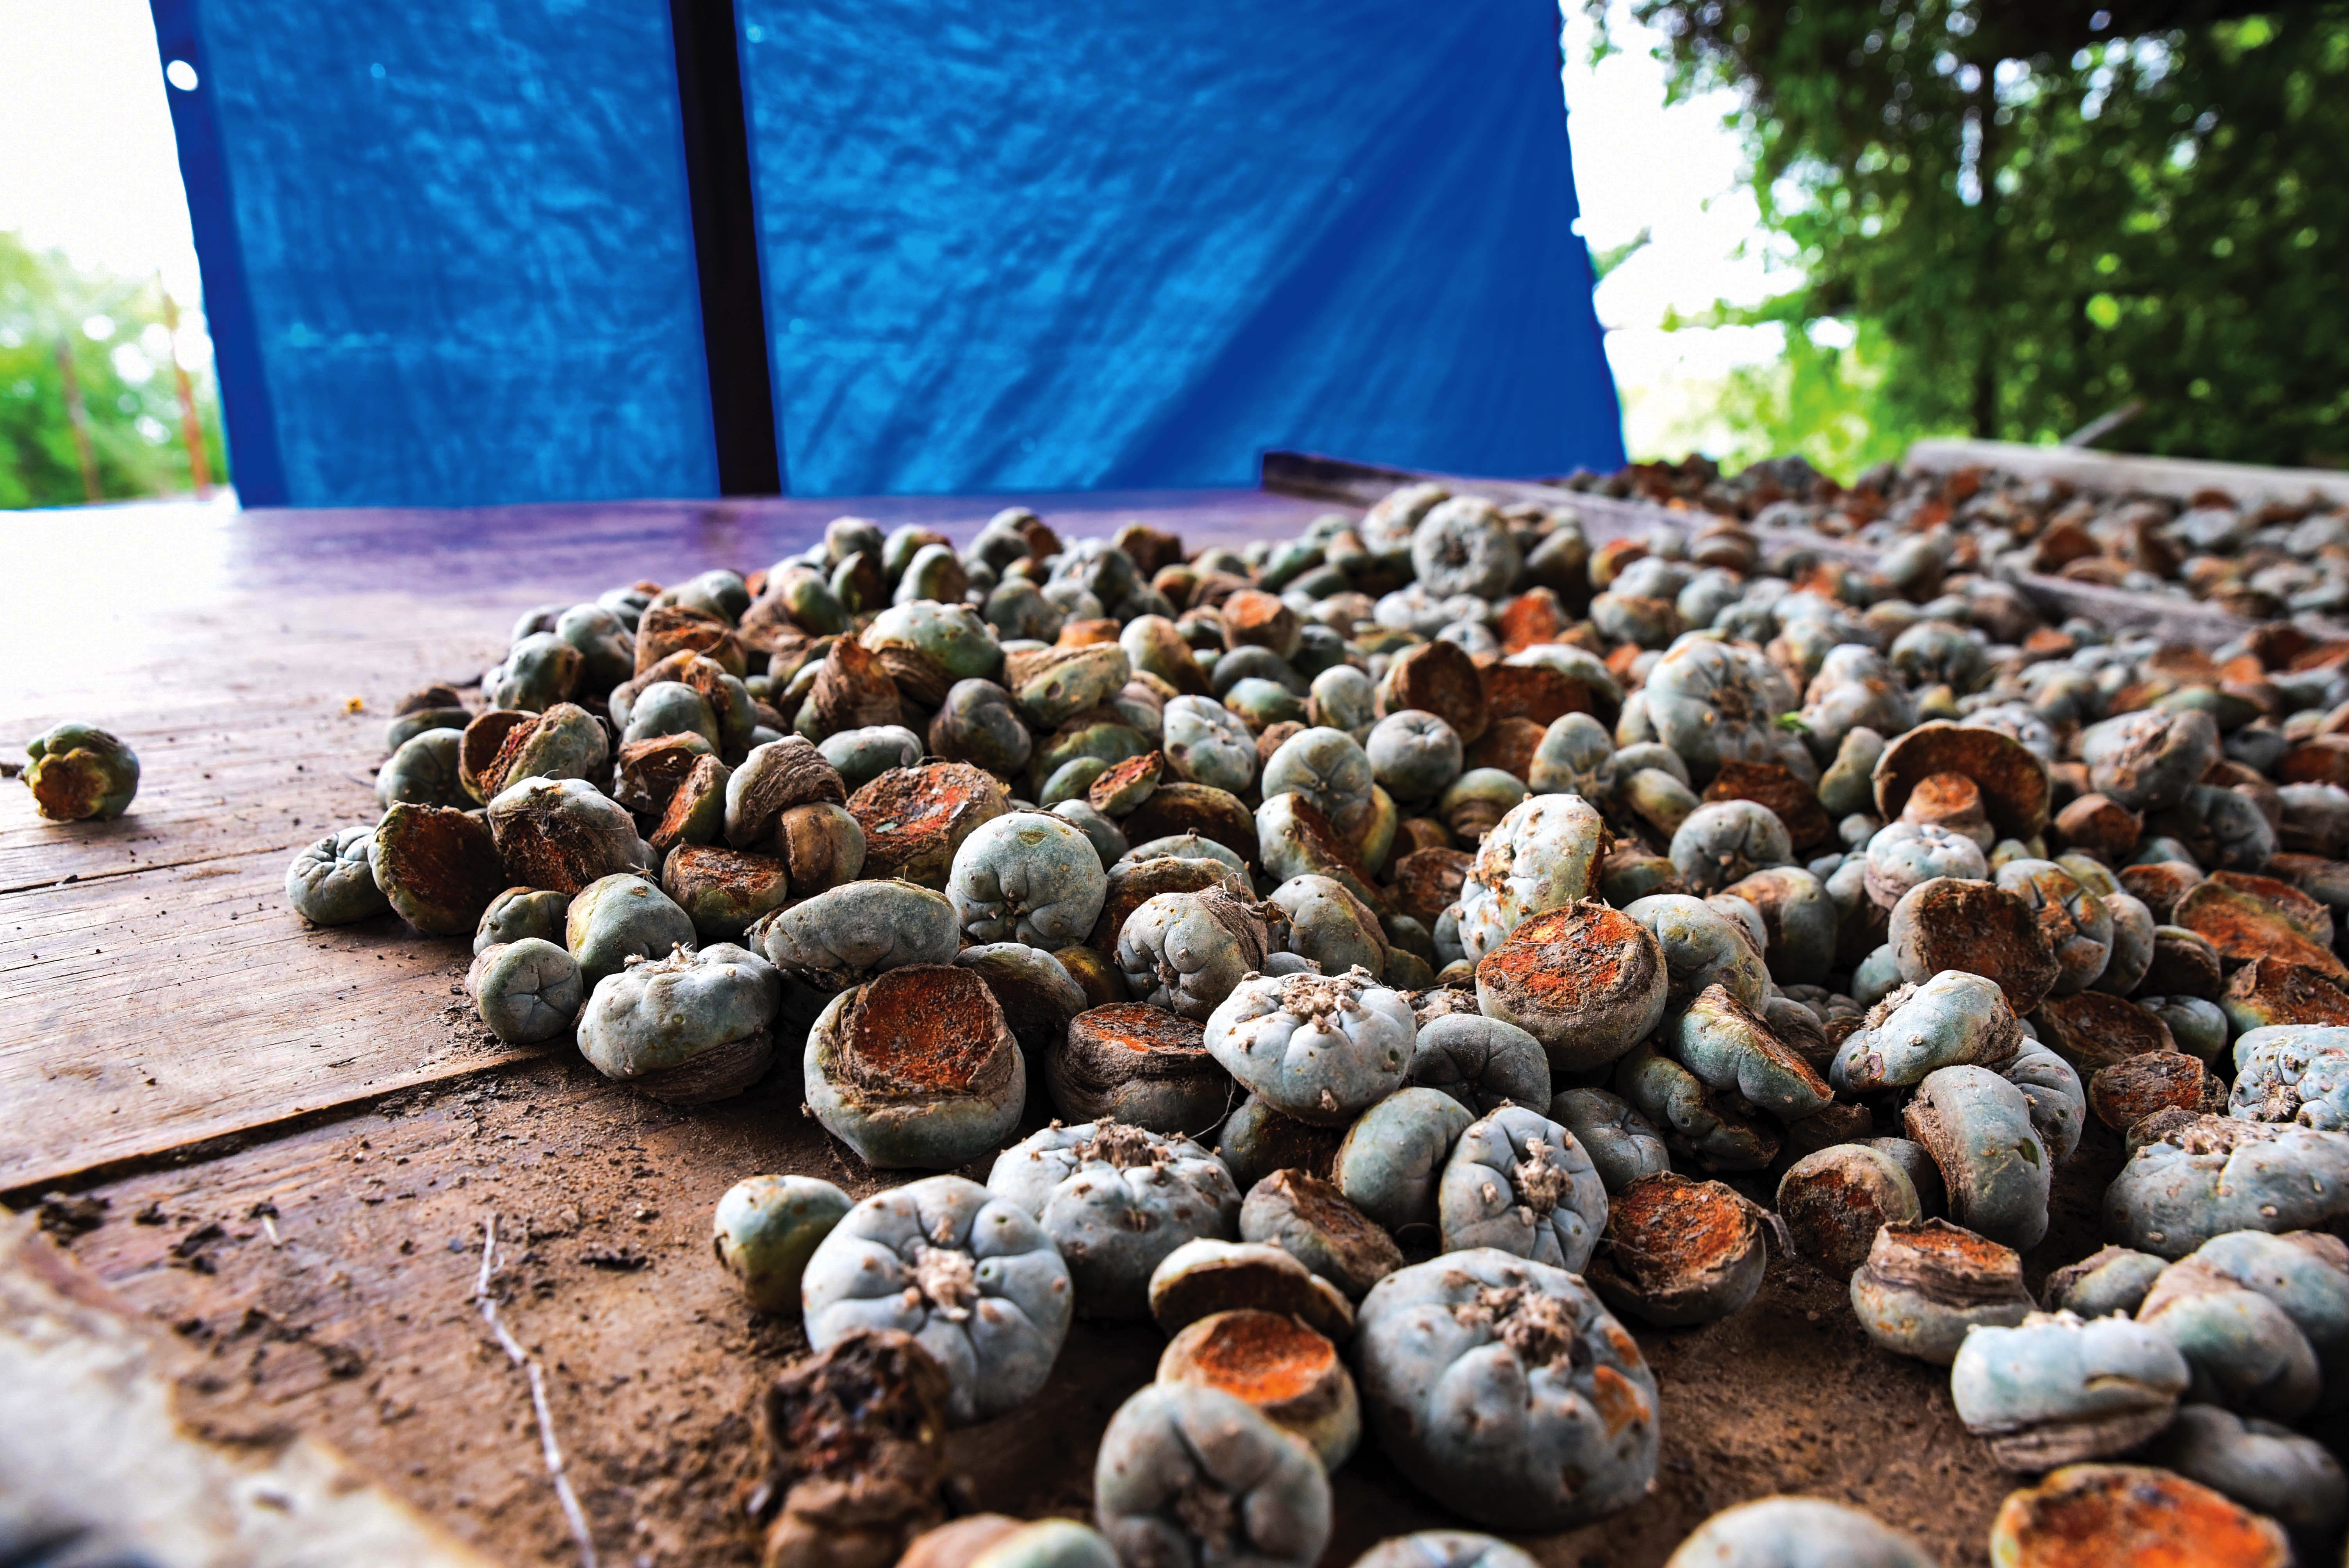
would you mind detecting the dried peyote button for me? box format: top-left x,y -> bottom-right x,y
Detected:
1147,1237 -> 1355,1345
847,761 -> 1010,887
2137,1251 -> 2325,1422
1269,873 -> 1388,978
1125,780 -> 1258,868
752,1327 -> 954,1568
1715,866 -> 1836,985
1433,768 -> 1527,845
458,708 -> 536,802
486,775 -> 642,895
1952,1311 -> 2190,1471
2174,874 -> 2346,980
1546,1088 -> 1668,1196
576,942 -> 779,1103
659,843 -> 789,941
648,753 -> 731,855
373,802 -> 506,937
1365,710 -> 1464,805
1776,1144 -> 1922,1278
802,1176 -> 1072,1426
1989,1463 -> 2290,1568
1661,1498 -> 1936,1568
614,732 -> 716,816
804,964 -> 1025,1169
1375,640 -> 1488,746
1116,888 -> 1271,1020
1472,902 -> 1666,1074
466,938 -> 583,1046
1436,1105 -> 1607,1272
2109,1115 -> 2349,1260
1084,749 -> 1162,817
987,1121 -> 1240,1320
2219,956 -> 2349,1037
1253,793 -> 1383,911
712,1174 -> 851,1315
1043,1003 -> 1228,1134
2004,1038 -> 2087,1165
1862,821 -> 1987,910
494,701 -> 608,793
472,885 -> 571,955
798,636 -> 900,738
377,726 -> 468,810
1831,969 -> 2022,1095
286,825 -> 391,927
2044,1244 -> 2167,1320
1387,846 -> 1472,930
1053,943 -> 1131,1011
1898,768 -> 1994,850
1585,1171 -> 1765,1328
950,941 -> 1085,1064
1996,858 -> 2116,995
1671,982 -> 1834,1123
1886,875 -> 2061,1014
1352,1249 -> 1656,1530
1216,1088 -> 1343,1187
947,811 -> 1109,949
1623,891 -> 1771,1010
722,736 -> 847,852
2029,990 -> 2178,1074
1158,1309 -> 1359,1472
1453,793 -> 1609,962
819,723 -> 924,792
1088,849 -> 1249,955
1903,1065 -> 2051,1252
565,871 -> 695,989
1872,720 -> 2053,840
770,801 -> 865,900
1848,1218 -> 2034,1365
2087,1050 -> 2223,1131
1161,695 -> 1257,795
2080,706 -> 2223,813
1205,969 -> 1413,1128
1239,1169 -> 1402,1301
1093,1382 -> 1331,1568
2056,791 -> 2143,864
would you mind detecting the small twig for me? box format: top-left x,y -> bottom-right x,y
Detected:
475,1213 -> 600,1568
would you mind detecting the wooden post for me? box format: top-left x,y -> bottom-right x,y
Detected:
159,283 -> 213,495
55,336 -> 101,504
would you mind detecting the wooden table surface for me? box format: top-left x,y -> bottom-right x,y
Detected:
0,486 -> 1335,1199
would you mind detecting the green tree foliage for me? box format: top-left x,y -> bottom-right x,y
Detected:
0,230 -> 228,509
1608,2 -> 2349,467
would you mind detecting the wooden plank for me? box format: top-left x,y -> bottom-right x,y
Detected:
0,841 -> 526,1197
1906,435 -> 2349,509
0,1213 -> 502,1568
50,1053 -> 2019,1568
2,488 -> 1336,1195
1260,448 -> 2269,645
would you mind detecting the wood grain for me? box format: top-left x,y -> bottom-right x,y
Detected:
2,488 -> 1334,1194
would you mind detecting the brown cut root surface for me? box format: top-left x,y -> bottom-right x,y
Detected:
2173,879 -> 2349,978
1478,902 -> 1656,1009
1604,1174 -> 1755,1291
2220,957 -> 2349,1027
1898,878 -> 2061,1015
841,967 -> 1009,1096
1705,761 -> 1836,852
1070,1003 -> 1209,1060
1993,1465 -> 2289,1568
1183,1310 -> 1333,1404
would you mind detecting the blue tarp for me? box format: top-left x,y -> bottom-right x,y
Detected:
161,0 -> 1622,506
734,0 -> 1623,494
154,0 -> 718,508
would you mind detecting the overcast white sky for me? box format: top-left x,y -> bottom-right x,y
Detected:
0,0 -> 1778,466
